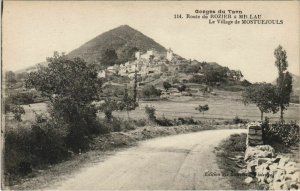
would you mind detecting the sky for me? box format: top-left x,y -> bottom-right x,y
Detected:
3,1 -> 299,83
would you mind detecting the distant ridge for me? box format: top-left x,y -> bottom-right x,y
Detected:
67,25 -> 167,65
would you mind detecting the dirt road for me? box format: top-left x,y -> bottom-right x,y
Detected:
50,129 -> 246,190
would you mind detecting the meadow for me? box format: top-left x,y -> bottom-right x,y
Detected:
17,90 -> 299,123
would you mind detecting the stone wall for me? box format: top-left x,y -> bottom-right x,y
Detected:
243,122 -> 300,190
246,122 -> 263,147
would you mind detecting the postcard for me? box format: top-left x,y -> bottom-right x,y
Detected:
2,1 -> 299,190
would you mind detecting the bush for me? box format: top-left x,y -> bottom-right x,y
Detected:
163,81 -> 172,91
121,120 -> 136,131
177,84 -> 187,92
132,119 -> 147,127
156,116 -> 174,126
30,117 -> 69,164
4,116 -> 69,176
110,118 -> 122,132
4,127 -> 33,175
6,92 -> 36,105
222,133 -> 247,152
141,85 -> 161,98
145,105 -> 156,122
5,104 -> 25,121
177,117 -> 198,125
172,78 -> 180,84
155,116 -> 200,126
262,120 -> 299,146
189,74 -> 206,84
97,117 -> 138,133
241,79 -> 252,87
195,104 -> 209,114
232,116 -> 248,124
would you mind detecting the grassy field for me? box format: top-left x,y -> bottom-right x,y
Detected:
16,90 -> 299,123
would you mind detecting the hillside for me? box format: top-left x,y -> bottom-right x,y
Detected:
13,24 -> 240,89
67,25 -> 167,65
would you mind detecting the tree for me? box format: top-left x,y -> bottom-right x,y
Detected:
163,81 -> 172,91
127,47 -> 139,61
145,105 -> 156,122
101,49 -> 118,67
120,85 -> 138,119
6,92 -> 36,105
16,72 -> 28,81
141,85 -> 161,98
26,52 -> 102,151
98,98 -> 118,121
274,45 -> 293,122
195,104 -> 209,115
202,66 -> 229,85
5,71 -> 17,84
229,70 -> 243,81
133,69 -> 138,102
177,84 -> 187,92
4,102 -> 25,121
242,83 -> 279,120
241,79 -> 252,87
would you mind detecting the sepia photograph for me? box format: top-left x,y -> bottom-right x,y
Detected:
1,1 -> 299,190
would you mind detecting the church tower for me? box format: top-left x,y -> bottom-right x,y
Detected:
167,48 -> 173,61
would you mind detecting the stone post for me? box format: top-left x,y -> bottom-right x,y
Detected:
246,122 -> 263,147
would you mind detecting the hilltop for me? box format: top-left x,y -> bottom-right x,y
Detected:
67,25 -> 167,66
12,25 -> 245,92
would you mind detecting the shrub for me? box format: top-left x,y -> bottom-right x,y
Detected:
195,104 -> 209,115
4,116 -> 69,176
111,118 -> 122,132
232,116 -> 248,124
30,117 -> 69,164
132,119 -> 147,127
241,79 -> 252,87
163,81 -> 172,91
177,84 -> 187,92
189,74 -> 206,84
4,127 -> 33,175
97,117 -> 138,133
141,85 -> 161,98
6,92 -> 36,105
155,116 -> 200,127
6,104 -> 25,121
96,118 -> 113,134
145,105 -> 156,122
172,78 -> 180,84
262,120 -> 299,146
222,133 -> 247,152
98,99 -> 118,121
156,116 -> 174,126
121,120 -> 136,131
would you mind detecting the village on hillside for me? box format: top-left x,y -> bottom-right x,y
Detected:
98,48 -> 243,83
98,48 -> 184,78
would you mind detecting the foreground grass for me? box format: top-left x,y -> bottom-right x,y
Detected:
6,124 -> 244,190
214,133 -> 264,190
